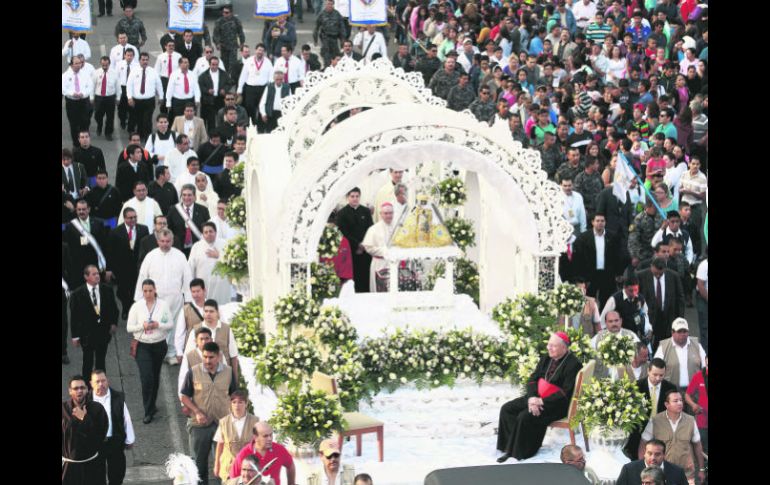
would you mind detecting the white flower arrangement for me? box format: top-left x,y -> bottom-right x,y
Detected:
566,326 -> 596,364
230,161 -> 245,190
256,332 -> 322,391
313,306 -> 358,346
270,389 -> 345,447
319,342 -> 367,411
317,224 -> 342,259
273,288 -> 321,334
573,376 -> 649,434
550,283 -> 586,316
229,297 -> 264,359
492,293 -> 556,339
213,234 -> 248,282
309,262 -> 340,304
444,217 -> 476,252
597,333 -> 638,367
225,195 -> 247,229
435,177 -> 467,207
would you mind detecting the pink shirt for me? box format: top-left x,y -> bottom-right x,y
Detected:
230,442 -> 293,484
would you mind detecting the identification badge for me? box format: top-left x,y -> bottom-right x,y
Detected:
568,210 -> 575,218
80,236 -> 89,246
193,382 -> 203,391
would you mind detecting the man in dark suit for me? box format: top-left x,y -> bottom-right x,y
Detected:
624,358 -> 677,459
167,184 -> 210,257
300,44 -> 322,72
176,29 -> 203,67
115,144 -> 153,203
213,151 -> 239,202
637,257 -> 685,349
63,243 -> 76,364
73,131 -> 107,186
573,213 -> 627,310
616,439 -> 688,485
595,184 -> 634,255
62,148 -> 89,202
86,170 -> 123,228
63,200 -> 110,284
106,207 -> 150,319
137,215 -> 167,268
70,265 -> 119,378
198,57 -> 233,132
336,187 -> 374,293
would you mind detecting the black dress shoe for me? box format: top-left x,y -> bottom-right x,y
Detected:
496,453 -> 511,463
149,406 -> 158,417
143,415 -> 153,424
62,355 -> 70,364
98,13 -> 105,17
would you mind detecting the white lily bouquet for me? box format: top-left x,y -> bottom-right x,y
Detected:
229,297 -> 264,358
320,342 -> 367,411
213,234 -> 248,282
566,326 -> 596,364
317,224 -> 342,259
270,389 -> 345,447
273,288 -> 321,334
597,333 -> 637,367
256,332 -> 322,391
444,218 -> 476,252
435,177 -> 467,207
313,306 -> 358,346
309,262 -> 341,304
573,376 -> 649,434
550,283 -> 585,316
230,161 -> 245,189
225,195 -> 246,229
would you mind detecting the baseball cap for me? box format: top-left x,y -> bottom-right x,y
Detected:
671,318 -> 689,332
319,439 -> 341,458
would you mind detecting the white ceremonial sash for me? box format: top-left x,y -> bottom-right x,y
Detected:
70,218 -> 107,272
176,204 -> 204,241
62,278 -> 70,299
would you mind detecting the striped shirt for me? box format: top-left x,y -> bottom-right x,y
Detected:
585,22 -> 612,43
692,114 -> 708,143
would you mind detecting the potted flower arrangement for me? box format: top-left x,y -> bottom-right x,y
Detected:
270,389 -> 345,457
225,195 -> 246,229
213,234 -> 248,286
255,332 -> 321,392
597,333 -> 637,381
550,283 -> 586,329
435,177 -> 467,207
309,262 -> 341,304
273,288 -> 320,336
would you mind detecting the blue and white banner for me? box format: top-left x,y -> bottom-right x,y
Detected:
168,0 -> 205,34
349,0 -> 388,26
62,0 -> 92,33
254,0 -> 291,20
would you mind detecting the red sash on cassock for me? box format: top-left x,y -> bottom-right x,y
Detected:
537,378 -> 563,399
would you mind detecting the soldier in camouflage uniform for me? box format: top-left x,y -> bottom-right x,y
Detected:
468,87 -> 496,125
555,147 -> 584,184
628,199 -> 665,268
573,158 -> 604,221
428,57 -> 461,100
213,6 -> 246,72
538,131 -> 562,179
314,0 -> 347,67
446,73 -> 476,111
114,6 -> 147,47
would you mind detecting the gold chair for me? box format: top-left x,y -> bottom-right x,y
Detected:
311,371 -> 384,462
547,359 -> 596,451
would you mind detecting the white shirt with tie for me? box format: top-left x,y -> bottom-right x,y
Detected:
193,56 -> 226,77
127,66 -> 164,100
62,68 -> 95,99
117,59 -> 140,87
237,55 -> 273,92
92,389 -> 136,444
109,43 -> 140,67
63,164 -> 79,200
62,38 -> 92,63
653,274 -> 666,309
91,67 -> 121,101
276,55 -> 304,84
594,230 -> 605,270
155,51 -> 183,79
165,69 -> 201,106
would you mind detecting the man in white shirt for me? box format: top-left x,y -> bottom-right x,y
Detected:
63,56 -> 95,146
155,39 -> 182,115
118,181 -> 162,228
653,318 -> 706,391
193,46 -> 226,77
62,35 -> 92,64
165,134 -> 199,184
695,258 -> 708,353
276,45 -> 305,93
175,157 -> 214,198
259,68 -> 291,133
650,211 -> 694,265
188,222 -> 231,305
316,439 -> 344,485
352,25 -> 388,64
601,275 -> 653,343
109,33 -> 139,67
590,310 -> 640,350
135,228 -> 193,363
678,156 -> 707,253
171,103 -> 208,150
561,177 -> 587,236
116,48 -> 140,131
145,114 -> 178,167
166,57 -> 201,122
174,279 -> 207,366
238,43 -> 273,130
456,37 -> 479,73
127,52 -> 164,141
571,0 -> 598,31
183,299 -> 239,381
211,200 -> 243,243
91,56 -> 121,140
90,370 -> 135,485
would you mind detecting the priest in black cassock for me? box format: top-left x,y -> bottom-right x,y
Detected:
335,187 -> 374,293
62,375 -> 108,485
497,332 -> 583,462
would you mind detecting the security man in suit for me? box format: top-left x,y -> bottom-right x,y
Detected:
106,207 -> 150,319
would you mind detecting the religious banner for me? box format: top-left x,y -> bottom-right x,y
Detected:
168,0 -> 204,34
254,0 -> 291,20
349,0 -> 388,26
62,0 -> 93,34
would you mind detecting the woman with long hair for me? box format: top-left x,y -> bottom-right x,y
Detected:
586,140 -> 608,171
607,45 -> 628,83
602,154 -> 617,188
653,181 -> 678,213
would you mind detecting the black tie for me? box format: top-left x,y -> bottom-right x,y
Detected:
91,286 -> 98,307
66,168 -> 74,192
126,65 -> 131,81
122,46 -> 126,58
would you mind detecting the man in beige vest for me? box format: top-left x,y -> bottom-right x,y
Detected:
184,299 -> 240,382
180,341 -> 237,485
640,391 -> 705,485
653,318 -> 706,392
174,278 -> 207,364
214,390 -> 259,483
177,326 -> 229,394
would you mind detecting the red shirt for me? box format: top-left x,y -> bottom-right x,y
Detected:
320,236 -> 353,281
685,369 -> 708,429
230,442 -> 294,484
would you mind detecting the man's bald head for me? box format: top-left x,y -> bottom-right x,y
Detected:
253,421 -> 274,450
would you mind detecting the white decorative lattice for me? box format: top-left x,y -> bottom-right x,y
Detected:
275,57 -> 447,168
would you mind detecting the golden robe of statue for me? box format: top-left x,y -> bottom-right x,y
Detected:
391,195 -> 453,248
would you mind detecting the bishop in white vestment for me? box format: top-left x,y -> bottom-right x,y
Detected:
187,222 -> 231,305
361,203 -> 396,292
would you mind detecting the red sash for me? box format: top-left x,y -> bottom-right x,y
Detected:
537,378 -> 563,399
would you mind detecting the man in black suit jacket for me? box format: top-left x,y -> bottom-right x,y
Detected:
62,149 -> 89,201
176,30 -> 203,67
572,213 -> 627,310
86,170 -> 123,225
595,185 -> 634,253
637,257 -> 685,349
62,242 -> 76,364
63,200 -> 110,284
617,439 -> 688,485
115,144 -> 153,203
167,184 -> 210,257
300,44 -> 322,72
198,58 -> 234,132
106,207 -> 150,319
624,358 -> 678,459
70,265 -> 119,378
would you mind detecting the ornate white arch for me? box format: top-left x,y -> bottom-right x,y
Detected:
275,57 -> 447,168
